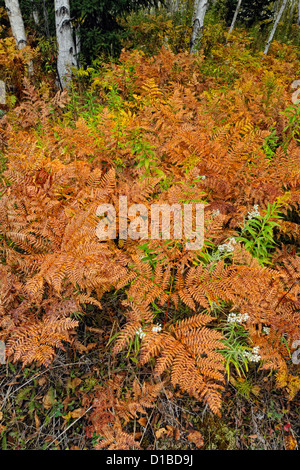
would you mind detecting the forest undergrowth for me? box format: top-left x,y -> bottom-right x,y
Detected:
0,26 -> 300,450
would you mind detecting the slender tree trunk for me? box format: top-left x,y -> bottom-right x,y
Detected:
190,0 -> 209,53
43,0 -> 51,39
54,0 -> 77,90
74,25 -> 81,69
31,0 -> 39,27
264,0 -> 288,55
4,0 -> 33,75
4,0 -> 27,49
226,0 -> 242,43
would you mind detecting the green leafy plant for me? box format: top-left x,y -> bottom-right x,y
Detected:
219,313 -> 255,380
236,202 -> 282,265
130,133 -> 165,179
262,125 -> 279,159
281,103 -> 300,148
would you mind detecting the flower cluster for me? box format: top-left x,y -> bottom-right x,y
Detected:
247,204 -> 260,220
242,346 -> 261,363
135,327 -> 146,340
152,323 -> 162,333
218,237 -> 236,253
227,312 -> 250,324
263,326 -> 270,335
135,323 -> 162,340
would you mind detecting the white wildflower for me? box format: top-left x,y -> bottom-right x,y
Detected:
247,204 -> 260,220
152,323 -> 162,333
242,346 -> 261,363
227,312 -> 249,324
218,237 -> 236,254
263,326 -> 270,335
135,327 -> 146,340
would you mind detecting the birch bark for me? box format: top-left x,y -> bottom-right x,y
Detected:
264,0 -> 288,55
55,0 -> 77,90
4,0 -> 27,49
190,0 -> 209,53
226,0 -> 242,43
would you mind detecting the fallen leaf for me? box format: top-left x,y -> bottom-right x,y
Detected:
165,425 -> 180,440
37,376 -> 47,387
74,340 -> 88,353
70,408 -> 84,419
86,327 -> 104,335
69,377 -> 82,389
42,389 -> 56,410
155,428 -> 167,439
251,385 -> 260,396
284,434 -> 297,450
187,431 -> 204,448
34,411 -> 41,430
248,434 -> 258,439
138,417 -> 147,427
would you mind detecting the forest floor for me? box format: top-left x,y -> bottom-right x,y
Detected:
0,309 -> 299,450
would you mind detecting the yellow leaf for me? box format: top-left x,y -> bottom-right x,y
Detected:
251,385 -> 261,396
62,411 -> 72,421
284,434 -> 298,451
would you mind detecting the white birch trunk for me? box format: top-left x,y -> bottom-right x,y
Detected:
32,0 -> 39,26
190,0 -> 209,53
55,0 -> 77,90
264,0 -> 288,55
4,0 -> 27,49
226,0 -> 242,43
